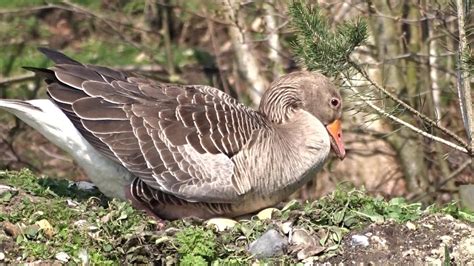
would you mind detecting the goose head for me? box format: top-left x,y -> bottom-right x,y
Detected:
259,71 -> 345,159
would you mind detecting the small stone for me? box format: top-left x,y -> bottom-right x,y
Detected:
425,257 -> 441,264
2,222 -> 21,238
296,245 -> 325,261
430,248 -> 441,256
205,218 -> 237,231
100,213 -> 112,223
402,248 -> 419,257
351,234 -> 369,247
66,199 -> 79,207
291,229 -> 316,246
442,215 -> 454,221
248,229 -> 288,259
0,252 -> 5,261
0,185 -> 17,203
257,208 -> 278,220
78,249 -> 89,265
280,221 -> 292,235
289,229 -> 324,260
73,220 -> 88,229
35,219 -> 54,238
70,181 -> 96,190
370,235 -> 388,250
453,222 -> 470,231
0,184 -> 16,194
55,252 -> 70,263
440,235 -> 452,244
421,223 -> 433,229
405,221 -> 416,230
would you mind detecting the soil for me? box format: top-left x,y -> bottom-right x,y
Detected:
328,215 -> 474,265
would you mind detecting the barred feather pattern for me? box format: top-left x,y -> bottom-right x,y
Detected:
29,48 -> 339,219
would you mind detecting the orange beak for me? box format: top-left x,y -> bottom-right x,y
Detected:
326,119 -> 346,160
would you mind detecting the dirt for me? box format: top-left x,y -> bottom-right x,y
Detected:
328,215 -> 474,265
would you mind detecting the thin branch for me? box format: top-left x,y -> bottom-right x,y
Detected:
410,159 -> 472,202
344,76 -> 470,155
349,60 -> 470,151
0,73 -> 35,86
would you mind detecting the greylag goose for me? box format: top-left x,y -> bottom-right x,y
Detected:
0,48 -> 345,220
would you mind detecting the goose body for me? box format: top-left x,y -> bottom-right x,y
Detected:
0,48 -> 345,219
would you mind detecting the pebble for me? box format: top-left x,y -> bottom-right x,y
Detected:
55,252 -> 70,263
405,221 -> 416,230
257,208 -> 278,220
0,252 -> 4,261
289,229 -> 325,260
351,234 -> 369,247
291,229 -> 316,246
280,221 -> 292,235
248,229 -> 288,259
205,218 -> 237,231
370,235 -> 388,250
440,235 -> 452,244
69,181 -> 96,190
402,248 -> 419,257
66,199 -> 79,207
78,249 -> 89,265
2,222 -> 21,238
0,184 -> 16,194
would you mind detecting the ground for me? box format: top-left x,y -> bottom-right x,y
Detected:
0,169 -> 473,264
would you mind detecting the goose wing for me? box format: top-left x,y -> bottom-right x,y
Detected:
31,48 -> 267,203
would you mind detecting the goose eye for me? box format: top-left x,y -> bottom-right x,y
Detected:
330,98 -> 340,108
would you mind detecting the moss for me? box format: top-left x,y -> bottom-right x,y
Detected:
175,227 -> 217,262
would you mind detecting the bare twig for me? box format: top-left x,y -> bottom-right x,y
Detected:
0,73 -> 35,86
410,159 -> 472,202
349,60 -> 470,152
344,75 -> 470,154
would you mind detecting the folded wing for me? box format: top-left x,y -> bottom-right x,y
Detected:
31,48 -> 266,203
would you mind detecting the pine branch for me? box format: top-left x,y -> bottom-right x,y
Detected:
288,1 -> 367,76
288,0 -> 472,155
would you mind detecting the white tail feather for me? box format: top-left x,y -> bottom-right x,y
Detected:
0,99 -> 133,199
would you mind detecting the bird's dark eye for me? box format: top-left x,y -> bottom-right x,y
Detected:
330,98 -> 340,108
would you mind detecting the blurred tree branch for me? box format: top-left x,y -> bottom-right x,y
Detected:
455,0 -> 474,151
219,0 -> 268,105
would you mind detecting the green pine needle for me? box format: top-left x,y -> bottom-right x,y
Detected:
288,1 -> 367,76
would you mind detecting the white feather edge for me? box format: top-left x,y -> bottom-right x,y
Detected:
0,99 -> 133,200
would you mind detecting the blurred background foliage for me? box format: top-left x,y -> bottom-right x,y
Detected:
0,0 -> 472,206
